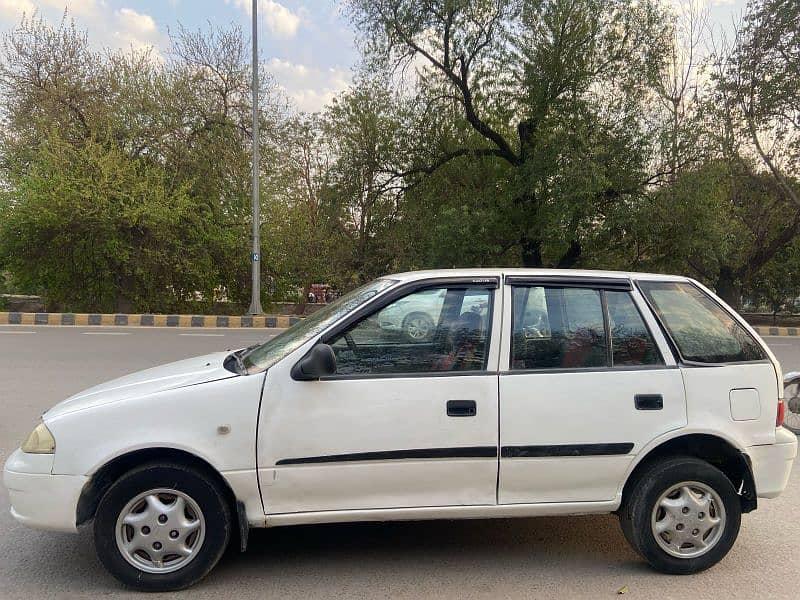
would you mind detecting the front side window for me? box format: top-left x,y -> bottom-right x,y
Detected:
638,281 -> 765,363
329,286 -> 493,375
511,286 -> 607,370
242,278 -> 396,372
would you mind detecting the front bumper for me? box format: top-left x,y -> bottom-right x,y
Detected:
747,427 -> 798,499
3,449 -> 86,533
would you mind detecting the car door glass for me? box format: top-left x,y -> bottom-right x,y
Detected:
606,291 -> 662,366
511,286 -> 606,370
330,287 -> 492,375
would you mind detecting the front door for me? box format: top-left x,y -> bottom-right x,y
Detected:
258,278 -> 501,514
498,277 -> 687,504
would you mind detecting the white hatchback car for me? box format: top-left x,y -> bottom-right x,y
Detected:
3,269 -> 797,591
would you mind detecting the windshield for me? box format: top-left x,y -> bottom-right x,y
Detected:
242,278 -> 397,372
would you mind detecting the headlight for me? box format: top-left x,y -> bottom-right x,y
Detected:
21,422 -> 56,454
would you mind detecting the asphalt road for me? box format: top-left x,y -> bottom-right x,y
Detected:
1,326 -> 798,599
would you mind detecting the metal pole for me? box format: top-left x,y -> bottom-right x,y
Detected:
247,0 -> 263,314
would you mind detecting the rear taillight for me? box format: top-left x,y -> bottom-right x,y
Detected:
777,399 -> 786,427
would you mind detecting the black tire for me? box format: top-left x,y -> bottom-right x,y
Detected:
619,456 -> 741,574
93,461 -> 232,592
402,312 -> 435,343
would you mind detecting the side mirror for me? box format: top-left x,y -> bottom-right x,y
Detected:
291,343 -> 337,381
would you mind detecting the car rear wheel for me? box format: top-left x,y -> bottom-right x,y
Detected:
619,456 -> 741,574
93,462 -> 232,592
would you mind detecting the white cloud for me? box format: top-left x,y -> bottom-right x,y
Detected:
663,0 -> 737,9
0,1 -> 166,59
267,57 -> 350,112
0,0 -> 34,20
226,0 -> 301,38
112,7 -> 161,53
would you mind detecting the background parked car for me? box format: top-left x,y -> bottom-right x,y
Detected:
374,288 -> 489,342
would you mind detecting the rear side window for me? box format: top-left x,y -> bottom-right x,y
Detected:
511,287 -> 607,369
606,291 -> 662,366
638,281 -> 765,363
511,286 -> 662,370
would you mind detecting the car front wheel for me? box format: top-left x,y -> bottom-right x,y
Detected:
619,456 -> 741,574
93,461 -> 232,591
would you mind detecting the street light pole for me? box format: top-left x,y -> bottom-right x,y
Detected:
247,0 -> 263,315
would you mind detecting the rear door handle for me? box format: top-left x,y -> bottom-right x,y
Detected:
635,394 -> 663,410
447,400 -> 477,417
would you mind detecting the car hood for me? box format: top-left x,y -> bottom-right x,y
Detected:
44,351 -> 238,419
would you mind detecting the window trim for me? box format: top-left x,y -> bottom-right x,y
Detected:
505,275 -> 633,290
634,279 -> 768,366
600,289 -> 613,367
500,364 -> 678,376
318,277 -> 500,379
508,284 -> 664,372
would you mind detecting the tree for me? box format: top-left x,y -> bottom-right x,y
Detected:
260,114 -> 341,302
715,0 -> 799,208
347,0 -> 672,267
0,14 -> 285,312
0,135 -> 218,312
323,79 -> 406,281
680,0 -> 800,305
596,158 -> 800,309
750,241 -> 800,323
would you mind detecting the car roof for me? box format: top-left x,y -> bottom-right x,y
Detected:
382,268 -> 691,284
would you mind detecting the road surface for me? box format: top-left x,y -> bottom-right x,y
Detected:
1,326 -> 798,599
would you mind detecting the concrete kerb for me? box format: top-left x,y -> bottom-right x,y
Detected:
0,312 -> 301,328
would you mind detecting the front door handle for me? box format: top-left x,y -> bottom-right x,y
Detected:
447,400 -> 477,417
635,394 -> 663,410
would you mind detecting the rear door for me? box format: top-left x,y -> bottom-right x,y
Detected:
498,276 -> 686,504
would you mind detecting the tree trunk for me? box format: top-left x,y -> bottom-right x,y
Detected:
520,237 -> 544,267
556,240 -> 582,268
115,274 -> 135,314
715,266 -> 741,310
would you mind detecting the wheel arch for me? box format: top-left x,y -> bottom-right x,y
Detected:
401,310 -> 434,327
76,447 -> 241,532
621,433 -> 757,513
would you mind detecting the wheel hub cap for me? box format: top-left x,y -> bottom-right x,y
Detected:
785,383 -> 800,429
115,488 -> 205,574
650,481 -> 725,558
407,318 -> 429,338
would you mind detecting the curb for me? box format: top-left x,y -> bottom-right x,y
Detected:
0,313 -> 795,335
0,312 -> 300,328
751,326 -> 800,337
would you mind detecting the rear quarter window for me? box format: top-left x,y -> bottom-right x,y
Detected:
638,281 -> 765,363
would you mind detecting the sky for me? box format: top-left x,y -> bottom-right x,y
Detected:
0,0 -> 748,113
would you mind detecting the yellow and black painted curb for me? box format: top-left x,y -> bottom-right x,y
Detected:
0,312 -> 300,328
751,326 -> 800,337
1,313 -> 797,335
